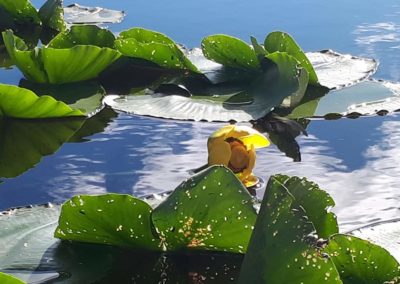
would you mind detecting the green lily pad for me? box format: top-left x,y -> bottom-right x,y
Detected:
38,0 -> 65,32
201,34 -> 260,70
350,218 -> 400,263
0,83 -> 84,118
0,272 -> 25,284
264,31 -> 318,85
19,80 -> 106,117
0,117 -> 84,178
152,165 -> 257,253
104,52 -> 307,122
287,80 -> 400,118
2,26 -> 121,84
324,234 -> 400,284
0,0 -> 40,26
238,175 -> 342,283
55,194 -> 162,250
63,4 -> 125,25
115,27 -> 199,73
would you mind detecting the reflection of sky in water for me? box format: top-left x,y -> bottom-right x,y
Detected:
1,114 -> 400,233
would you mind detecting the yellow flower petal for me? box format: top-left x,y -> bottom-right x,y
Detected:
238,133 -> 270,149
208,140 -> 231,166
209,125 -> 235,139
241,144 -> 256,181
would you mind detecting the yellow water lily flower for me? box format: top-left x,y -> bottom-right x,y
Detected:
207,125 -> 270,187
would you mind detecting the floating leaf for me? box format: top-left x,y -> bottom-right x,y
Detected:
201,34 -> 260,70
104,52 -> 307,122
324,234 -> 400,284
350,218 -> 400,263
0,83 -> 83,118
152,165 -> 257,253
270,175 -> 338,238
0,272 -> 25,284
19,80 -> 106,116
188,48 -> 377,89
264,31 -> 319,85
115,27 -> 199,73
2,26 -> 121,84
238,175 -> 342,283
0,117 -> 83,178
63,4 -> 125,25
55,194 -> 162,250
0,0 -> 40,26
38,0 -> 65,32
0,205 -> 61,271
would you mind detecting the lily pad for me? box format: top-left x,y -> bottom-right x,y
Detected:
0,0 -> 40,27
350,218 -> 400,263
0,272 -> 25,284
38,0 -> 65,32
2,26 -> 121,84
19,80 -> 107,117
201,34 -> 260,70
187,48 -> 377,89
324,234 -> 400,284
104,52 -> 307,122
0,83 -> 84,118
238,175 -> 342,283
55,194 -> 162,250
63,4 -> 125,25
293,80 -> 400,118
0,117 -> 84,178
115,27 -> 199,73
152,165 -> 257,253
264,31 -> 318,85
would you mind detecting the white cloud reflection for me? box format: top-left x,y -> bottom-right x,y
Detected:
131,119 -> 400,233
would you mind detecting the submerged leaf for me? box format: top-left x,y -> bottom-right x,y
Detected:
201,34 -> 260,70
238,175 -> 342,283
115,27 -> 199,73
55,194 -> 161,250
324,234 -> 400,284
0,83 -> 83,118
152,165 -> 257,253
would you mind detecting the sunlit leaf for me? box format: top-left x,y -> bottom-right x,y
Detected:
324,234 -> 400,284
152,165 -> 257,253
19,80 -> 106,116
2,27 -> 121,84
264,31 -> 318,85
0,272 -> 25,284
0,83 -> 83,118
238,175 -> 342,283
0,117 -> 83,178
55,194 -> 162,250
104,52 -> 307,122
201,34 -> 260,70
0,0 -> 40,26
350,218 -> 400,263
38,0 -> 65,32
115,27 -> 199,73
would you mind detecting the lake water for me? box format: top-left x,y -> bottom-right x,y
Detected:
1,0 -> 400,234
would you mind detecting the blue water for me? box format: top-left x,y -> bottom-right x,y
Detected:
1,0 -> 400,232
